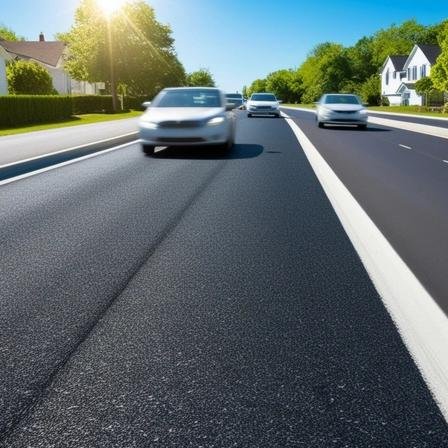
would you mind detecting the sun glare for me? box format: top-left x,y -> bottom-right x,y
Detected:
97,0 -> 127,17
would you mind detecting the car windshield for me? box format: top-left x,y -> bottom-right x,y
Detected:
324,95 -> 361,105
251,94 -> 277,101
154,89 -> 222,108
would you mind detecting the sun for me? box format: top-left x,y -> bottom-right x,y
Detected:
97,0 -> 127,17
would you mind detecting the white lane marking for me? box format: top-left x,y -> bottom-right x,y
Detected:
368,110 -> 448,122
399,144 -> 412,150
283,113 -> 448,422
0,132 -> 138,169
0,140 -> 139,186
368,116 -> 448,140
443,160 -> 448,164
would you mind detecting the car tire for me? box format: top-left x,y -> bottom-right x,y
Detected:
358,124 -> 367,130
247,113 -> 252,118
142,144 -> 155,155
318,121 -> 324,128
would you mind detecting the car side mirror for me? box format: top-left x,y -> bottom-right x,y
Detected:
226,103 -> 237,111
142,101 -> 151,108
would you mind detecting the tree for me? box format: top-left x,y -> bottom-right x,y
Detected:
186,68 -> 215,87
299,43 -> 352,103
358,75 -> 381,106
6,60 -> 55,94
0,25 -> 23,41
432,22 -> 448,93
265,69 -> 303,103
59,0 -> 186,111
246,78 -> 266,97
415,77 -> 435,106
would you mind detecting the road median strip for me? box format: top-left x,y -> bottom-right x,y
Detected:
0,132 -> 139,184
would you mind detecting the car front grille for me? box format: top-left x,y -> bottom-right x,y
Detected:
157,137 -> 206,143
334,110 -> 357,114
255,106 -> 273,110
158,120 -> 203,128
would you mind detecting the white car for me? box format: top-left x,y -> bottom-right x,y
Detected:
246,93 -> 281,118
139,87 -> 236,155
316,94 -> 368,129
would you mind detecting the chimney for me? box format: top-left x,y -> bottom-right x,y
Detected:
39,32 -> 45,42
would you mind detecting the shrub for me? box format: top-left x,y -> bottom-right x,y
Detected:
381,96 -> 390,106
6,60 -> 55,95
71,95 -> 114,114
123,96 -> 150,111
443,103 -> 448,114
0,96 -> 72,127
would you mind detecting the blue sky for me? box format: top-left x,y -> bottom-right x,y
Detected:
1,0 -> 447,92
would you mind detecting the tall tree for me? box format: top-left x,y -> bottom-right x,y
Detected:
0,25 -> 23,41
432,22 -> 448,93
265,69 -> 303,103
247,78 -> 267,97
59,0 -> 185,111
186,68 -> 215,87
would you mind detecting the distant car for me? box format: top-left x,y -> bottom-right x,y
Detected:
139,87 -> 236,155
316,94 -> 368,129
226,93 -> 245,109
246,93 -> 281,117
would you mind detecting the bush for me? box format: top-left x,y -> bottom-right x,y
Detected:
0,96 -> 72,127
6,60 -> 55,95
443,103 -> 448,114
71,95 -> 114,114
381,96 -> 390,106
123,96 -> 150,111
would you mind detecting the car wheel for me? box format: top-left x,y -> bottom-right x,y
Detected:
318,121 -> 324,128
247,113 -> 252,118
358,124 -> 367,130
142,144 -> 155,155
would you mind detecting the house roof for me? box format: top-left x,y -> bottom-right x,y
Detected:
0,41 -> 65,67
403,44 -> 442,70
397,82 -> 415,93
389,55 -> 408,71
418,44 -> 442,65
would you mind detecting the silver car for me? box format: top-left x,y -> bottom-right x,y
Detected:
139,87 -> 236,155
316,94 -> 368,129
246,93 -> 281,118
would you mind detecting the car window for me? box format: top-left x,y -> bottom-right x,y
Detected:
324,95 -> 361,105
154,90 -> 222,107
251,94 -> 277,101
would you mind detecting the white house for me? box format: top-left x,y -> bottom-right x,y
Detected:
0,45 -> 11,95
380,44 -> 442,106
0,33 -> 102,95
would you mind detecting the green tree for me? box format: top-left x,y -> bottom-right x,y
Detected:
299,43 -> 352,103
265,69 -> 303,103
6,60 -> 55,94
59,0 -> 185,111
358,75 -> 381,106
432,22 -> 448,93
247,78 -> 266,97
0,25 -> 23,41
185,68 -> 215,87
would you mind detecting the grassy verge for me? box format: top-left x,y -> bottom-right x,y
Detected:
368,106 -> 448,118
0,110 -> 142,137
282,103 -> 315,109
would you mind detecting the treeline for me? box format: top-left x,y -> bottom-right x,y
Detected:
244,20 -> 448,105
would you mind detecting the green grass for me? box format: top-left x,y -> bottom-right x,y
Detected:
0,110 -> 142,137
368,106 -> 448,118
282,103 -> 315,109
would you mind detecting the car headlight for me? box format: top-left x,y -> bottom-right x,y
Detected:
359,109 -> 367,115
319,106 -> 332,113
207,116 -> 225,126
141,120 -> 159,129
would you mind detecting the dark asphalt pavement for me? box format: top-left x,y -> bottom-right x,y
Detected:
1,111 -> 447,446
284,107 -> 448,315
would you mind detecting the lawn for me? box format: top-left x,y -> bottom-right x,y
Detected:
0,110 -> 142,137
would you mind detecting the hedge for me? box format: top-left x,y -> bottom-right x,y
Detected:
71,95 -> 114,114
0,95 -> 72,127
0,94 -> 149,127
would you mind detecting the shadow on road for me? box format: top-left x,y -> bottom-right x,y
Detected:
151,143 -> 264,160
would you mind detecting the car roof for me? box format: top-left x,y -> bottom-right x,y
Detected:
163,87 -> 221,91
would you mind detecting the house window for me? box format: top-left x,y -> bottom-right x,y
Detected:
385,69 -> 389,85
420,64 -> 427,77
412,66 -> 417,80
407,68 -> 411,79
393,71 -> 396,79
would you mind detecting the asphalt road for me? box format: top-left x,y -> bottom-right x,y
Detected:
284,108 -> 448,314
0,111 -> 447,446
0,117 -> 138,166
